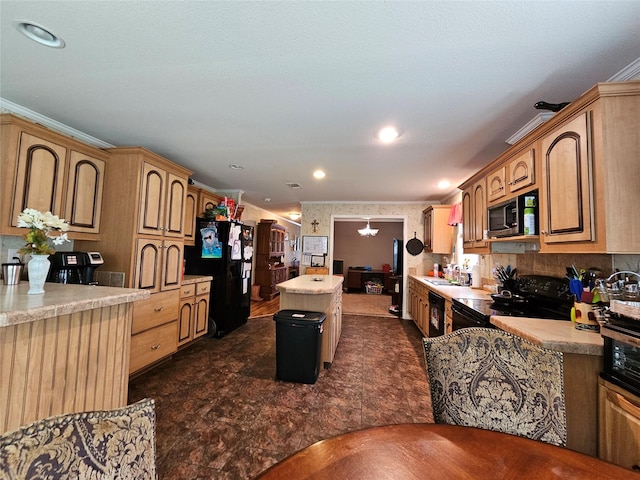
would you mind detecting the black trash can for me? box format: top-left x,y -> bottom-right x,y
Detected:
274,310 -> 326,384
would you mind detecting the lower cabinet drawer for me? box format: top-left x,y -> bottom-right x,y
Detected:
132,289 -> 179,334
129,321 -> 178,374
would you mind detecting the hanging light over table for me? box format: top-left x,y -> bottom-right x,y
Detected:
358,219 -> 379,237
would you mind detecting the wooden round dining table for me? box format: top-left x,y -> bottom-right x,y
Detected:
255,423 -> 638,479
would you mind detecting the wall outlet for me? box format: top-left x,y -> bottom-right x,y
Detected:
7,248 -> 20,263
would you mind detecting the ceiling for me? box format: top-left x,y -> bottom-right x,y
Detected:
1,1 -> 639,221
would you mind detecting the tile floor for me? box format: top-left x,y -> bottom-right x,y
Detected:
128,314 -> 433,479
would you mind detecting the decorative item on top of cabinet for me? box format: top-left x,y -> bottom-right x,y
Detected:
178,278 -> 211,347
598,378 -> 640,471
423,205 -> 453,254
0,113 -> 109,239
461,178 -> 489,253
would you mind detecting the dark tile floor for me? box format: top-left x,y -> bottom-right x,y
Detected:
128,314 -> 433,479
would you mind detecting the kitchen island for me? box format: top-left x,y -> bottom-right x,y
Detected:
276,274 -> 344,368
491,316 -> 603,457
0,283 -> 149,434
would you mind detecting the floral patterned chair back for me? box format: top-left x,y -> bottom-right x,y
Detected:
0,398 -> 156,479
423,327 -> 567,446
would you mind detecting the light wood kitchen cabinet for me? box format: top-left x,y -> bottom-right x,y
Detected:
486,166 -> 507,204
183,185 -> 199,246
0,113 -> 109,239
598,379 -> 640,472
177,279 -> 211,347
407,277 -> 429,337
137,161 -> 188,238
507,148 -> 536,194
75,146 -> 191,375
423,205 -> 453,254
461,179 -> 489,253
539,112 -> 593,245
199,190 -> 223,215
129,289 -> 180,375
537,82 -> 640,253
133,238 -> 184,293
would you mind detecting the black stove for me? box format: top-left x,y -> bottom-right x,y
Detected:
452,275 -> 574,330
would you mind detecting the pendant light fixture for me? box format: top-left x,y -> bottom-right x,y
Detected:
358,218 -> 379,237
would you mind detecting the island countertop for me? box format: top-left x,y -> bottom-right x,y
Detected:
1,283 -> 150,327
276,274 -> 344,294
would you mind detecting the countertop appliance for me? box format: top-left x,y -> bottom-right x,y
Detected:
47,251 -> 104,285
452,275 -> 574,330
183,219 -> 254,338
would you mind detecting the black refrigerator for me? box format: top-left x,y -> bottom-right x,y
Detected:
183,218 -> 254,338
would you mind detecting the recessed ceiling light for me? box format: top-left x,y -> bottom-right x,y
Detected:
313,170 -> 326,179
264,198 -> 271,202
15,20 -> 65,48
228,164 -> 244,170
376,126 -> 401,143
437,180 -> 451,189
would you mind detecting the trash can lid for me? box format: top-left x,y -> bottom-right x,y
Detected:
274,310 -> 326,324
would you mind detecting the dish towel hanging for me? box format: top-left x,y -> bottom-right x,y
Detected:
447,202 -> 463,226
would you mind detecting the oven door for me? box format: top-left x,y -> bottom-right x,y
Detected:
451,303 -> 491,331
601,325 -> 640,398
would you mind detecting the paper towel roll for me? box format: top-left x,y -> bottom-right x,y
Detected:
471,264 -> 481,289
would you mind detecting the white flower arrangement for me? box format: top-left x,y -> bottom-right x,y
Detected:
16,208 -> 70,255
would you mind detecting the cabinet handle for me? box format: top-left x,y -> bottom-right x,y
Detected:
540,230 -> 547,235
150,344 -> 161,350
154,306 -> 164,312
512,174 -> 528,184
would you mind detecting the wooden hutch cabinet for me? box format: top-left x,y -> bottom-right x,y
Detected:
255,219 -> 287,300
76,146 -> 191,375
0,113 -> 108,240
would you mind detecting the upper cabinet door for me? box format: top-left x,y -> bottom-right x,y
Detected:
540,112 -> 593,244
487,166 -> 506,204
472,179 -> 487,248
183,186 -> 198,245
63,150 -> 105,234
507,149 -> 535,194
138,162 -> 166,236
11,132 -> 67,225
164,173 -> 187,238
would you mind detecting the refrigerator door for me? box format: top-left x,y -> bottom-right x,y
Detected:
184,219 -> 249,338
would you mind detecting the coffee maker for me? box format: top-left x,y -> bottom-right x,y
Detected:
47,251 -> 104,285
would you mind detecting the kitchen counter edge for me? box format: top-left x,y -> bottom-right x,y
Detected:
277,275 -> 344,294
1,283 -> 150,327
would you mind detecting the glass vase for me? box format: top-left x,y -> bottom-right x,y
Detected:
27,254 -> 50,295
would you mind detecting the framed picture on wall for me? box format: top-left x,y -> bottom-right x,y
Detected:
311,255 -> 325,267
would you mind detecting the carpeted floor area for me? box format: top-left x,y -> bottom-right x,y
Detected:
128,314 -> 432,479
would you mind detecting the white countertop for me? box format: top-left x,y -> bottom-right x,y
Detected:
1,283 -> 150,327
276,274 -> 344,294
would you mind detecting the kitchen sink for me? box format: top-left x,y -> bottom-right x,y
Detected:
426,279 -> 462,286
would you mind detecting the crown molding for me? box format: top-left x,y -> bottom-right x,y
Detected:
0,98 -> 114,148
608,56 -> 640,81
505,112 -> 555,145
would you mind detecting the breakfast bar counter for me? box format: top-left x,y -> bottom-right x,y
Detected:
277,275 -> 344,368
0,283 -> 149,434
490,315 -> 604,457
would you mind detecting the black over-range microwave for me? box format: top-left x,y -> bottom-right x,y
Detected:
487,190 -> 538,238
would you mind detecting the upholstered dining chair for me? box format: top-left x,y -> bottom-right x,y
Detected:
0,398 -> 156,479
423,327 -> 567,447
